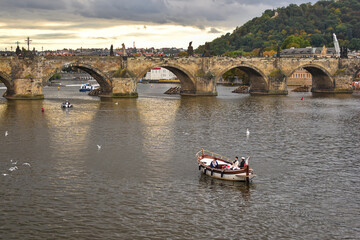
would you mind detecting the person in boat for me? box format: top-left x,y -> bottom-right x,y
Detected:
232,156 -> 240,169
239,157 -> 246,169
210,159 -> 219,169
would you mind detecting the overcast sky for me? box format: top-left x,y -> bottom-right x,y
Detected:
0,0 -> 317,50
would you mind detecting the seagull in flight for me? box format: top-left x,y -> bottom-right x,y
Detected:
97,145 -> 102,150
5,131 -> 8,136
246,128 -> 250,136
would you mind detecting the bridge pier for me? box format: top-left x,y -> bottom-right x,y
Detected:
180,76 -> 217,96
312,71 -> 353,93
3,78 -> 44,100
180,90 -> 218,96
250,69 -> 288,95
249,89 -> 288,95
109,77 -> 138,98
311,88 -> 353,94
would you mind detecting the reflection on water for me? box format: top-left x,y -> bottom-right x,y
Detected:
0,85 -> 359,239
198,174 -> 252,202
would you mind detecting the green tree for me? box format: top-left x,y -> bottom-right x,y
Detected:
49,73 -> 61,80
310,34 -> 327,47
281,35 -> 310,49
222,68 -> 249,84
196,0 -> 360,55
223,50 -> 244,57
349,38 -> 360,50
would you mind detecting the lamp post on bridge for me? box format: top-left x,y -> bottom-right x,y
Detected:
25,37 -> 32,51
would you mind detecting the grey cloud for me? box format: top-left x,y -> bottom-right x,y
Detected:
0,36 -> 14,39
208,28 -> 221,34
123,32 -> 157,37
1,0 -> 67,10
0,0 -> 318,29
33,33 -> 79,39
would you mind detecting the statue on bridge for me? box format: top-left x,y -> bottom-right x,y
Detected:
340,46 -> 348,59
121,43 -> 128,69
276,45 -> 281,58
110,44 -> 114,56
15,45 -> 21,57
122,43 -> 127,57
203,42 -> 211,57
187,41 -> 194,56
258,47 -> 264,57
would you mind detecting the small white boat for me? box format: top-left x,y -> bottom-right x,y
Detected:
196,149 -> 255,182
79,83 -> 95,92
61,101 -> 73,108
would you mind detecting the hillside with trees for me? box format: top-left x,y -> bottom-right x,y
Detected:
196,0 -> 360,56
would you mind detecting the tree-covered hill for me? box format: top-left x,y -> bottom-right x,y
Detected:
196,0 -> 360,56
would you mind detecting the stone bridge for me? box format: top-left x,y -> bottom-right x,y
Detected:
0,56 -> 359,99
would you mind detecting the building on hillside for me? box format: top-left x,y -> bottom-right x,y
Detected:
287,68 -> 312,86
143,68 -> 176,81
279,46 -> 358,58
279,46 -> 337,58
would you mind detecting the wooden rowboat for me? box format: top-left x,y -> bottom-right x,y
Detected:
196,149 -> 256,182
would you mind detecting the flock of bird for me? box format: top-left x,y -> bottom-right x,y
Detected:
2,130 -> 31,177
2,126 -> 248,176
2,159 -> 31,177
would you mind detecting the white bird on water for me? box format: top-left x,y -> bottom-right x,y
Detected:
5,131 -> 8,136
23,163 -> 31,167
246,128 -> 250,136
97,145 -> 102,150
9,166 -> 18,172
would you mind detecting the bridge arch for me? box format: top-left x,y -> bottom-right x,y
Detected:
137,64 -> 196,93
288,64 -> 334,91
46,63 -> 112,92
68,63 -> 112,91
0,71 -> 14,96
217,64 -> 269,93
0,71 -> 12,89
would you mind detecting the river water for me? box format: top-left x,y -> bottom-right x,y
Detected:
0,84 -> 359,239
